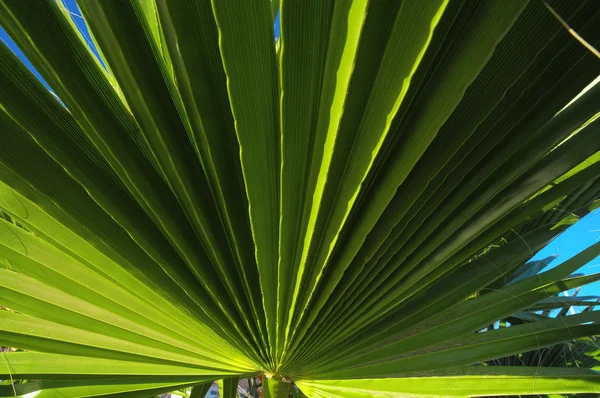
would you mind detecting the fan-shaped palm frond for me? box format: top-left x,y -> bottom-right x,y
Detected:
1,0 -> 600,397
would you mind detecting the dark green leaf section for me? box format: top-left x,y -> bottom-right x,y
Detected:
156,0 -> 268,359
284,1 -> 600,367
277,0 -> 336,364
210,0 -> 280,364
77,0 -> 262,355
283,0 -> 452,362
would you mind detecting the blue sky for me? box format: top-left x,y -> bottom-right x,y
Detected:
531,209 -> 600,299
2,1 -> 599,310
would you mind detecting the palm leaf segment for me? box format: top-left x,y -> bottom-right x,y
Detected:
1,0 -> 600,396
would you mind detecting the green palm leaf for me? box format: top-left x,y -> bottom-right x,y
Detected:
1,0 -> 600,397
